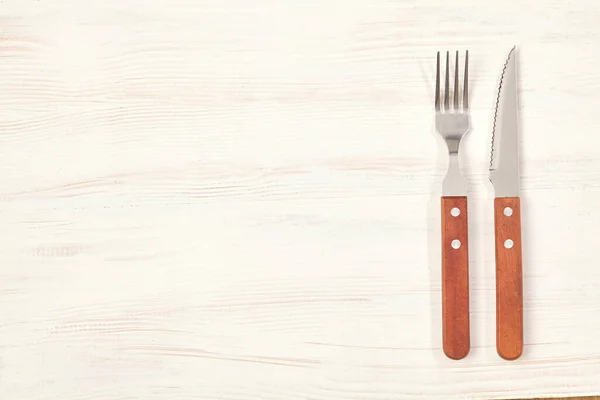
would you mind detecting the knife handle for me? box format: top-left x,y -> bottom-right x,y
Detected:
441,196 -> 470,360
494,197 -> 523,360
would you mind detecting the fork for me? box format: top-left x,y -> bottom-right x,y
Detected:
435,50 -> 470,360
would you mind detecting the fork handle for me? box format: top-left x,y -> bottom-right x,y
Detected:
494,197 -> 523,360
441,196 -> 470,360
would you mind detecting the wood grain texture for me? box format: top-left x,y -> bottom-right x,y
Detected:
494,197 -> 524,360
522,398 -> 600,400
1,0 -> 600,399
441,196 -> 470,360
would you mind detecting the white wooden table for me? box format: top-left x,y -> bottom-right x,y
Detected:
1,1 -> 598,399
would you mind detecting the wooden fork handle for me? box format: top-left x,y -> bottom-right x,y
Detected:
494,197 -> 523,360
441,196 -> 470,360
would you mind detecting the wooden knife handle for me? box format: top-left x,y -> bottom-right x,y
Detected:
494,197 -> 523,360
441,196 -> 470,360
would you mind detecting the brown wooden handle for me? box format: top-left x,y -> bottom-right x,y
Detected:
441,196 -> 470,360
494,197 -> 523,360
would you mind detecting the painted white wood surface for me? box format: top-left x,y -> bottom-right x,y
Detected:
0,1 -> 598,399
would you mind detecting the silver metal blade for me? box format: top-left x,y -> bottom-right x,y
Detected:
490,46 -> 520,198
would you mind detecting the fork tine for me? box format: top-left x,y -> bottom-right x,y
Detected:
463,50 -> 469,110
444,51 -> 450,110
454,51 -> 459,110
435,52 -> 440,111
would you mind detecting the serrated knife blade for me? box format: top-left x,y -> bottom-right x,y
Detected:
490,46 -> 523,361
490,46 -> 519,197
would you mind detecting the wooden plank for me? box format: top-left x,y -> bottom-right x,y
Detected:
0,0 -> 599,399
523,398 -> 600,400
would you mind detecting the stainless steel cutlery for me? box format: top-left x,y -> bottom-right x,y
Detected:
490,47 -> 523,361
434,50 -> 471,361
435,47 -> 523,361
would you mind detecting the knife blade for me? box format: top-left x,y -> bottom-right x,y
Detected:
490,46 -> 523,360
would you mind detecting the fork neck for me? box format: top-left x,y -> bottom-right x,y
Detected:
446,138 -> 459,155
442,149 -> 467,196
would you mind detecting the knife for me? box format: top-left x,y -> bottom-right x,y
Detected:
489,46 -> 523,360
